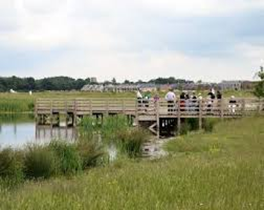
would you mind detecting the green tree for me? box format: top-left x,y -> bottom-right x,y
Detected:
254,66 -> 264,99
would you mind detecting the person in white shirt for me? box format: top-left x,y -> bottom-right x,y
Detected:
165,90 -> 176,101
165,89 -> 176,114
136,89 -> 143,99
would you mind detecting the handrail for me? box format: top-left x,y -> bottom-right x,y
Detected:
35,98 -> 264,118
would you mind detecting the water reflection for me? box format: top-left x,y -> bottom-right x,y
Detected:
0,114 -> 77,148
35,126 -> 77,142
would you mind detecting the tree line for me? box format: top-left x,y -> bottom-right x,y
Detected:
0,76 -> 92,92
0,76 -> 194,92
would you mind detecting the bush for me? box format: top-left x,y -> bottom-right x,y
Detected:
180,122 -> 191,135
49,141 -> 82,175
24,146 -> 58,179
118,129 -> 148,158
186,118 -> 199,131
77,139 -> 105,169
203,119 -> 217,133
0,148 -> 24,182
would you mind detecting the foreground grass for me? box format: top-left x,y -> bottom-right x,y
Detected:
0,117 -> 263,210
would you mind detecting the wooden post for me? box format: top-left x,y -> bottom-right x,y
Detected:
73,99 -> 77,127
122,99 -> 125,114
89,99 -> 92,117
241,99 -> 246,117
35,99 -> 38,120
50,99 -> 53,126
135,99 -> 139,127
199,99 -> 203,130
65,100 -> 68,127
258,99 -> 262,114
177,99 -> 181,135
106,100 -> 109,116
220,99 -> 224,120
156,100 -> 160,138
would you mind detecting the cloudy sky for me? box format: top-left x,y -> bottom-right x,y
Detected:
0,0 -> 264,82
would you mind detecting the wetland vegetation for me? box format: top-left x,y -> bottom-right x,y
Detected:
0,117 -> 263,209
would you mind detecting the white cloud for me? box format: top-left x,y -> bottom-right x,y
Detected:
1,0 -> 264,51
136,0 -> 264,17
0,0 -> 263,81
236,44 -> 264,67
24,49 -> 257,82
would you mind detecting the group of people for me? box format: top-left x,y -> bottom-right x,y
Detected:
136,88 -> 238,114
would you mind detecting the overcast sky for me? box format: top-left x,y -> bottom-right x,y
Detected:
0,0 -> 264,82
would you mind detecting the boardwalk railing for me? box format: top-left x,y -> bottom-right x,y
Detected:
36,98 -> 264,119
137,98 -> 264,118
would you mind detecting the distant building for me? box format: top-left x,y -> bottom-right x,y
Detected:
220,81 -> 242,91
90,77 -> 98,83
81,84 -> 103,92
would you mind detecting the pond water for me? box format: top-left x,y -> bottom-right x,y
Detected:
0,114 -> 77,149
0,114 -> 162,159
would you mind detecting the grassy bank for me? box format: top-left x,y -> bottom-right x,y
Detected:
0,117 -> 263,209
0,90 -> 254,113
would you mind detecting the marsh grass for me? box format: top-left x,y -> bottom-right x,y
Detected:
0,117 -> 263,209
23,145 -> 58,179
48,141 -> 82,175
77,139 -> 105,168
79,115 -> 147,158
117,128 -> 149,158
0,139 -> 104,184
0,148 -> 24,183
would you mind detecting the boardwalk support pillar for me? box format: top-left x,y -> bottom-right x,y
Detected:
177,101 -> 181,135
156,101 -> 160,138
199,99 -> 203,130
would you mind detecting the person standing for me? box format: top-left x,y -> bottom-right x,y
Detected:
136,89 -> 143,111
137,89 -> 143,100
165,89 -> 176,114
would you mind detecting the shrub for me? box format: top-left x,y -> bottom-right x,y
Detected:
203,119 -> 217,133
180,122 -> 191,135
49,141 -> 82,175
186,118 -> 199,131
118,129 -> 149,158
24,145 -> 58,179
0,148 -> 24,182
77,139 -> 105,169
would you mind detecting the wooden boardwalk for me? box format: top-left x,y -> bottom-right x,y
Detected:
35,98 -> 264,137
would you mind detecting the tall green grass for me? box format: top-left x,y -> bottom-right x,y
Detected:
0,139 -> 104,183
79,115 -> 148,158
49,141 -> 82,175
0,148 -> 24,186
24,145 -> 58,179
0,118 -> 263,209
